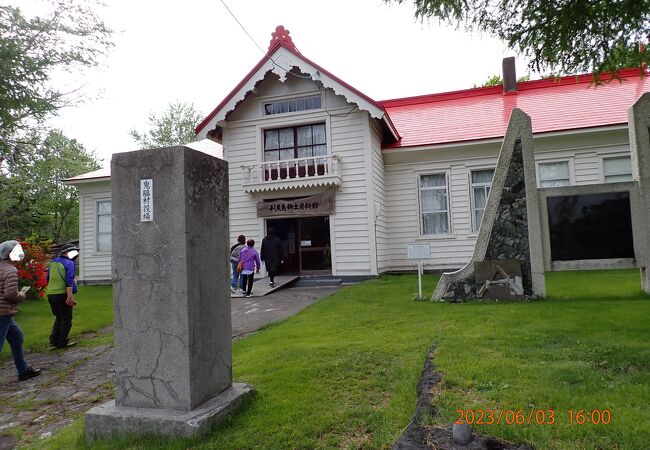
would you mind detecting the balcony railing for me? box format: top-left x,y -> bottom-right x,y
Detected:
241,154 -> 341,193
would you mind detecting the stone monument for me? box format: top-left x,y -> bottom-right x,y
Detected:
85,146 -> 253,440
432,109 -> 545,301
628,93 -> 650,294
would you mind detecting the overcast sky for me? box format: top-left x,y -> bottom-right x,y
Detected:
21,0 -> 531,167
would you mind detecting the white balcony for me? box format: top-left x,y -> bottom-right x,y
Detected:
241,154 -> 342,194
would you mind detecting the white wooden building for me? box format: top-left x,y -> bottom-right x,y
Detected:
67,26 -> 649,283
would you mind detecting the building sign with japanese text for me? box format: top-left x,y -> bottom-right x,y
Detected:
140,179 -> 153,222
257,191 -> 335,217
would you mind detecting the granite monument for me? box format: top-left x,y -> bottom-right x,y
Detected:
84,146 -> 253,440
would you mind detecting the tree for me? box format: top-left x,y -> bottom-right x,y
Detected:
0,0 -> 113,155
388,0 -> 650,78
474,74 -> 530,88
0,130 -> 101,241
129,102 -> 203,149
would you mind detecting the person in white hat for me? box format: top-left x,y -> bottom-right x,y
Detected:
45,243 -> 79,348
0,240 -> 41,381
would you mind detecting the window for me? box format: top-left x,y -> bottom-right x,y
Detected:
264,95 -> 322,115
603,156 -> 633,182
97,201 -> 111,252
538,161 -> 571,187
264,124 -> 327,161
419,174 -> 449,235
470,169 -> 495,232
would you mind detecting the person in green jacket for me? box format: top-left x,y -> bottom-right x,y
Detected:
46,243 -> 79,348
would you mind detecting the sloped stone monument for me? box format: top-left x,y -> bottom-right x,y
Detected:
628,93 -> 650,294
85,146 -> 253,440
433,109 -> 545,301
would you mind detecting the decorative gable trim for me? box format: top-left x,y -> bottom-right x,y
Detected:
195,28 -> 399,141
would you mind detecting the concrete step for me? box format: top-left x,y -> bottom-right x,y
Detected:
295,277 -> 343,287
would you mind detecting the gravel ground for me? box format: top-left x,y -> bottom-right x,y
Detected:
0,285 -> 339,448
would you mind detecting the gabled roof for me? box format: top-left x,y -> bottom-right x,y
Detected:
63,167 -> 111,184
64,140 -> 223,185
195,26 -> 400,142
380,68 -> 650,149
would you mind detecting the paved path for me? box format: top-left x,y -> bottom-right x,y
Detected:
231,286 -> 338,337
0,286 -> 339,449
231,275 -> 300,298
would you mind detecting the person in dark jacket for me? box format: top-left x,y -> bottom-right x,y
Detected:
46,243 -> 79,348
0,240 -> 41,381
260,228 -> 283,288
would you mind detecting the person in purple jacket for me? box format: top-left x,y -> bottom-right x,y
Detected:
238,239 -> 261,298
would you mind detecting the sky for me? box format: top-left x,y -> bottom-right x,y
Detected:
21,0 -> 531,167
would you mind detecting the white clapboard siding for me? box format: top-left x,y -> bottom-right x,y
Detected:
223,124 -> 261,245
370,120 -> 388,272
77,182 -> 112,282
534,128 -> 631,185
382,128 -> 631,272
330,112 -> 373,275
384,157 -> 494,271
222,76 -> 374,275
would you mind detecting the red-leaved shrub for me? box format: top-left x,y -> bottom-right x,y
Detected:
16,235 -> 52,299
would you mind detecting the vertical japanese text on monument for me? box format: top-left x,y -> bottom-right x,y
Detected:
140,179 -> 153,222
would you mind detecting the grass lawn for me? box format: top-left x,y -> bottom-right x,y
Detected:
1,285 -> 113,359
30,270 -> 650,449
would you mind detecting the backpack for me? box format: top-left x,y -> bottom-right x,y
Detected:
46,259 -> 77,295
230,243 -> 244,262
46,261 -> 67,295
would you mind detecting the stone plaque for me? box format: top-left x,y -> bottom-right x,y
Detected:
140,178 -> 153,222
257,191 -> 334,217
475,259 -> 523,300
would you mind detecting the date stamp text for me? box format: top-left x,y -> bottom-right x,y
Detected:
455,409 -> 611,425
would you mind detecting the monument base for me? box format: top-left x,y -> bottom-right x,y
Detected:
84,383 -> 254,441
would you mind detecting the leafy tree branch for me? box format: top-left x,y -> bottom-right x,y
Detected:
388,0 -> 650,78
130,102 -> 203,149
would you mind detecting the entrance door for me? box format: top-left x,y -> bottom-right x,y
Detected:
298,216 -> 331,274
265,216 -> 331,275
266,218 -> 299,274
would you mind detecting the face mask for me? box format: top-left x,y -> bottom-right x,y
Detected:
67,250 -> 79,260
9,244 -> 25,262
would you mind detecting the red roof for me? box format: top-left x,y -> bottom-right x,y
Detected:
380,68 -> 650,149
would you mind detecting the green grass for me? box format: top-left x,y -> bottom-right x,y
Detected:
29,270 -> 650,449
1,285 -> 113,359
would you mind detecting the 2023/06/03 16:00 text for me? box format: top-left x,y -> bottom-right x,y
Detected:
455,409 -> 611,425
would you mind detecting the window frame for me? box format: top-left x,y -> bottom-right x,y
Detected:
536,159 -> 574,188
418,172 -> 452,236
96,199 -> 111,254
469,167 -> 495,233
602,155 -> 633,183
263,94 -> 323,116
262,123 -> 328,162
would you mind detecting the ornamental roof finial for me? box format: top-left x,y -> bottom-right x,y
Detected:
268,25 -> 298,52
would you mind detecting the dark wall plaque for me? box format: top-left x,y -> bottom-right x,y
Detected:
257,191 -> 335,218
547,191 -> 634,261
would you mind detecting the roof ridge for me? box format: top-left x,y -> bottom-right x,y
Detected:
379,67 -> 645,108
